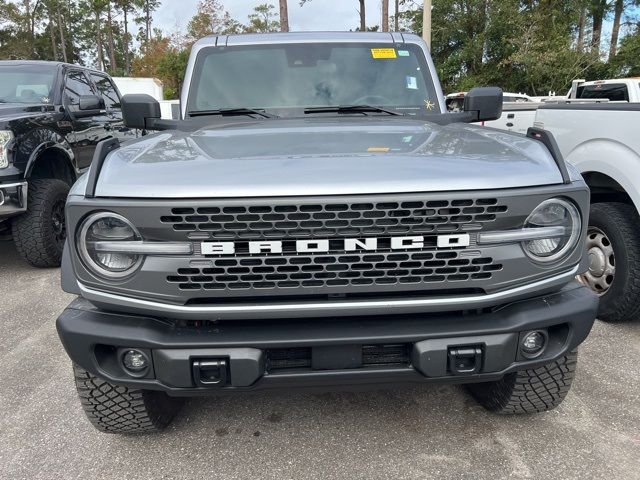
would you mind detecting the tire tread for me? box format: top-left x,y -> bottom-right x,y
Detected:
12,178 -> 69,267
590,202 -> 640,322
73,364 -> 180,434
467,351 -> 577,414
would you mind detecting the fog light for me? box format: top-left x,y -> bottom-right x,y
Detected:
521,331 -> 546,357
122,349 -> 149,372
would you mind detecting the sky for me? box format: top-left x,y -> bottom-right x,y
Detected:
155,0 -> 390,34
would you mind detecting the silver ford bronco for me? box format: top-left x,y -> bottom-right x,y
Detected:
56,32 -> 598,434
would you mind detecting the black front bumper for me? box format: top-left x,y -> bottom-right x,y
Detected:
56,283 -> 598,396
0,181 -> 27,219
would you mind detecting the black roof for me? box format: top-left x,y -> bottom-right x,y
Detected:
0,59 -> 104,74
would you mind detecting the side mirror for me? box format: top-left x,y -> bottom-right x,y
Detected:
121,94 -> 161,130
79,94 -> 104,111
464,87 -> 503,122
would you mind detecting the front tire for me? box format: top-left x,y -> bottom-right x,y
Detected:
73,365 -> 182,434
12,178 -> 69,267
467,351 -> 577,414
578,202 -> 640,322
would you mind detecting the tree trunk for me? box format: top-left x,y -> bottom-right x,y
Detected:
24,0 -> 41,57
123,7 -> 130,74
609,0 -> 624,58
146,0 -> 151,43
106,2 -> 117,71
577,7 -> 586,53
57,2 -> 68,62
590,0 -> 607,55
49,20 -> 58,60
279,0 -> 289,32
358,0 -> 365,31
95,9 -> 104,71
394,0 -> 399,31
382,0 -> 389,32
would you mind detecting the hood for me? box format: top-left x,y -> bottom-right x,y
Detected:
94,117 -> 563,198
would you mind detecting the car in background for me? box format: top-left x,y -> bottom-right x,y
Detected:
535,101 -> 640,323
0,60 -> 133,267
570,78 -> 640,102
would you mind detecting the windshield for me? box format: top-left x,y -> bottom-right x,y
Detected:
187,43 -> 440,116
577,83 -> 629,102
0,65 -> 56,104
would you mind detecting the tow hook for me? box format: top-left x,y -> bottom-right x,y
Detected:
192,358 -> 229,387
448,346 -> 483,375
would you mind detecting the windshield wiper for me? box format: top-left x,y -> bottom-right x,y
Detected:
304,105 -> 403,116
188,108 -> 277,119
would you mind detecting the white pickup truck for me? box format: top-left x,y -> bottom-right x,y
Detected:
535,102 -> 640,322
570,78 -> 640,102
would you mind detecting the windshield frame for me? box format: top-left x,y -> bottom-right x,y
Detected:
0,63 -> 61,105
183,39 -> 445,119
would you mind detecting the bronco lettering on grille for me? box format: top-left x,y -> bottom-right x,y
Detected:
201,234 -> 471,255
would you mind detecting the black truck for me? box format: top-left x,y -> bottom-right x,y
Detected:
0,60 -> 132,267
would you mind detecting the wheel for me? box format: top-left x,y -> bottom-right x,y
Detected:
576,202 -> 640,322
12,178 -> 69,267
73,364 -> 182,434
467,351 -> 577,414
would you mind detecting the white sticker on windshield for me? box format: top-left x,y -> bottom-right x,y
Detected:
398,50 -> 410,57
406,76 -> 418,90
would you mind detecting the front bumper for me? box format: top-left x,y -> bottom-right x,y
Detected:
0,181 -> 27,218
56,283 -> 598,396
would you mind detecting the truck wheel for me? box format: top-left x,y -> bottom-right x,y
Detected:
73,364 -> 182,434
12,179 -> 70,267
466,351 -> 577,414
577,202 -> 640,322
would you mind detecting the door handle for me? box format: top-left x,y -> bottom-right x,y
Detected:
507,113 -> 515,119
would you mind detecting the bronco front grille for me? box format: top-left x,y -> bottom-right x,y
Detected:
160,198 -> 508,240
166,251 -> 503,291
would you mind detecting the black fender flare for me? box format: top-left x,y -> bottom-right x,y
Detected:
24,139 -> 77,180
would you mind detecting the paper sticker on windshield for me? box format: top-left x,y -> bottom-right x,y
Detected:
397,50 -> 410,57
367,147 -> 390,153
371,48 -> 396,59
406,76 -> 418,90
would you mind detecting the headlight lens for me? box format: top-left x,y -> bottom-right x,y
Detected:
523,198 -> 581,263
78,212 -> 143,278
0,131 -> 13,169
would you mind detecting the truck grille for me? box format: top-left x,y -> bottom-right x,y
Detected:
167,251 -> 502,291
160,198 -> 508,240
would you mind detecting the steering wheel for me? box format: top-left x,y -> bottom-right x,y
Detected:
352,95 -> 393,106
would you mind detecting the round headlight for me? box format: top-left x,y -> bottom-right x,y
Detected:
523,198 -> 581,263
77,212 -> 143,279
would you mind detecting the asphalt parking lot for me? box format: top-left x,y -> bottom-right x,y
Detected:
1,238 -> 639,480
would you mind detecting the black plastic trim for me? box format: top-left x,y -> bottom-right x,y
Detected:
56,283 -> 598,394
84,137 -> 120,198
526,127 -> 571,184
